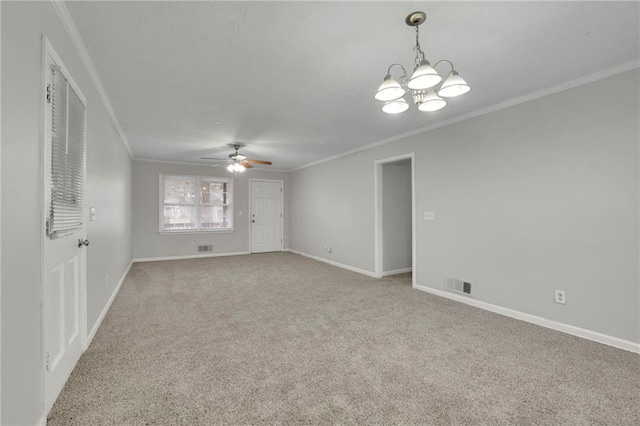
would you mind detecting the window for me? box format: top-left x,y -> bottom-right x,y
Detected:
47,61 -> 86,239
160,175 -> 233,233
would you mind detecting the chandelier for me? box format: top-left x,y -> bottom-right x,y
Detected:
374,11 -> 470,114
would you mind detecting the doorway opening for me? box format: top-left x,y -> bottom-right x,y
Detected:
374,154 -> 416,287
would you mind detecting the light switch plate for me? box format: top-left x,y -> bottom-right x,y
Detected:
424,211 -> 435,221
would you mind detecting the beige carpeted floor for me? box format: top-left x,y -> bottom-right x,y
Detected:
48,252 -> 639,425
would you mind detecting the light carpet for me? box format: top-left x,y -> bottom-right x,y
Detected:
48,252 -> 640,425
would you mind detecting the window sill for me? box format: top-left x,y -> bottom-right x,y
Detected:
158,229 -> 234,236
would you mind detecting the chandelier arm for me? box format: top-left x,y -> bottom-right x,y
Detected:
433,59 -> 455,74
386,63 -> 408,79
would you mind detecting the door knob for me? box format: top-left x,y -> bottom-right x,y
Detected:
78,239 -> 90,247
251,220 -> 255,223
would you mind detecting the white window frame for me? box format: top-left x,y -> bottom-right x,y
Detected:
159,174 -> 234,234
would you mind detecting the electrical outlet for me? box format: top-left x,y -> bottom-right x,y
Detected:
324,245 -> 332,253
554,290 -> 566,304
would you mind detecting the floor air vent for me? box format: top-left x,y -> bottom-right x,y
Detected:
445,277 -> 473,296
197,245 -> 213,252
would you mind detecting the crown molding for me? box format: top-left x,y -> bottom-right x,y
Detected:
292,59 -> 640,172
50,0 -> 134,158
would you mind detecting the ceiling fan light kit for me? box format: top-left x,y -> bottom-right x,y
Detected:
201,143 -> 272,173
227,163 -> 246,173
374,11 -> 470,114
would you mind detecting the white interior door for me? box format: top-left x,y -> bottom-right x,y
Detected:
251,180 -> 283,253
42,40 -> 87,415
44,232 -> 85,414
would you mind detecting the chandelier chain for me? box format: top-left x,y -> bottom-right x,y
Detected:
414,25 -> 425,65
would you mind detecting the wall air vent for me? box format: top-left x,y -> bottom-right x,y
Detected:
197,245 -> 213,252
445,277 -> 473,296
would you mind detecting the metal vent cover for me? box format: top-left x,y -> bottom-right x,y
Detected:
197,245 -> 213,252
445,277 -> 472,296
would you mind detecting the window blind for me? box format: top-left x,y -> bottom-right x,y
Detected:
47,65 -> 86,239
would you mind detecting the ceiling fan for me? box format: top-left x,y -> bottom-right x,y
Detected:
201,143 -> 272,172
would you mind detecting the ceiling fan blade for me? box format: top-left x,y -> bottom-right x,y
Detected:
246,159 -> 272,165
201,157 -> 227,160
241,161 -> 254,169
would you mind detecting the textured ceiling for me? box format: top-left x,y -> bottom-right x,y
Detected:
66,1 -> 639,170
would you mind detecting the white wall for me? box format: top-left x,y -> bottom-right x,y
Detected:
290,70 -> 639,345
1,2 -> 133,424
382,160 -> 412,273
290,156 -> 374,270
133,160 -> 289,260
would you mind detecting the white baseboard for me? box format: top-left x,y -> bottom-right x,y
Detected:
414,284 -> 640,354
287,249 -> 377,278
132,251 -> 251,263
85,261 -> 132,350
383,267 -> 412,276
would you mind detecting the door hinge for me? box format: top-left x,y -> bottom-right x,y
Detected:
45,352 -> 51,371
46,84 -> 51,103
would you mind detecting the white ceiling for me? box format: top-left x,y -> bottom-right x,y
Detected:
66,1 -> 639,170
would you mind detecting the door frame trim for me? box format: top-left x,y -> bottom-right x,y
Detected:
248,179 -> 284,253
40,36 -> 89,417
374,153 -> 416,287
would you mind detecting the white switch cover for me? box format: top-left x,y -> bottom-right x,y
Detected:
423,211 -> 435,221
90,207 -> 96,222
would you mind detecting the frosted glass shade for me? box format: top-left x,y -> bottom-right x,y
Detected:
382,98 -> 409,114
408,61 -> 442,90
227,163 -> 245,172
417,91 -> 447,112
375,76 -> 406,101
437,72 -> 471,98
